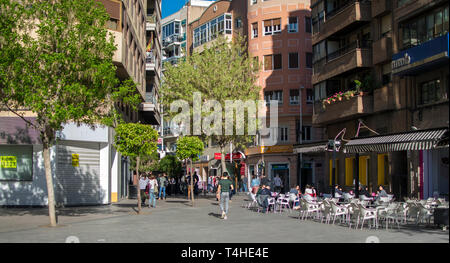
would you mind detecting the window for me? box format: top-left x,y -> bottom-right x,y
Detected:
0,145 -> 33,181
420,79 -> 441,105
264,54 -> 282,70
305,52 -> 313,68
279,127 -> 289,142
288,52 -> 299,68
289,89 -> 299,105
306,88 -> 314,104
288,17 -> 298,33
401,6 -> 449,50
264,90 -> 283,104
302,126 -> 311,141
263,18 -> 281,35
193,14 -> 232,48
251,0 -> 257,4
235,17 -> 242,29
106,18 -> 119,31
305,16 -> 312,33
252,22 -> 258,38
314,81 -> 327,101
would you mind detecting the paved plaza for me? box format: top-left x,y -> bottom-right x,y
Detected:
0,194 -> 448,243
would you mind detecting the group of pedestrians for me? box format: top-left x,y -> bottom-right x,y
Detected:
138,172 -> 171,208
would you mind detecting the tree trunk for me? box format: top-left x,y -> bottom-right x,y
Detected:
220,146 -> 226,176
42,141 -> 57,227
190,158 -> 194,207
136,156 -> 141,214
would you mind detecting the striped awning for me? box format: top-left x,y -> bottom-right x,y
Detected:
344,128 -> 448,153
294,142 -> 328,154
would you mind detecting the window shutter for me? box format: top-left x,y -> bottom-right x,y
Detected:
264,55 -> 273,70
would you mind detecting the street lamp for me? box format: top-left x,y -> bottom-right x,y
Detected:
298,85 -> 304,189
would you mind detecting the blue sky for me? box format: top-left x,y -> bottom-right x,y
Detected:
162,0 -> 215,19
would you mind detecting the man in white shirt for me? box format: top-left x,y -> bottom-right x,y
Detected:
139,174 -> 150,206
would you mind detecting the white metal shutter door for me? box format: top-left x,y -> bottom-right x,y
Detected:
55,141 -> 101,206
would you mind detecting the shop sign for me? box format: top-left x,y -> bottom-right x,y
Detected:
0,156 -> 17,168
214,153 -> 242,160
245,145 -> 293,155
391,53 -> 411,69
71,154 -> 79,167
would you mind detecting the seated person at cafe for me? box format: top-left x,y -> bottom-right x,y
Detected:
374,185 -> 388,203
257,185 -> 272,212
335,185 -> 343,196
358,185 -> 371,198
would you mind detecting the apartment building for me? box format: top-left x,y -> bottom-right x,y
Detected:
244,0 -> 320,192
142,0 -> 162,126
309,0 -> 448,198
0,0 -> 150,206
160,0 -> 213,158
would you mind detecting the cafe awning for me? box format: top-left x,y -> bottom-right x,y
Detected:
294,141 -> 328,154
344,128 -> 448,153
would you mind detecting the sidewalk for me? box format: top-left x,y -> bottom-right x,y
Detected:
0,192 -> 229,233
0,193 -> 447,243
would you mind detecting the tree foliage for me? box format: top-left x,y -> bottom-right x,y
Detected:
0,0 -> 141,225
175,136 -> 204,161
0,0 -> 141,147
161,35 -> 261,151
114,123 -> 159,158
159,155 -> 182,178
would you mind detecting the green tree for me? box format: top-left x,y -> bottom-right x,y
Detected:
176,136 -> 204,206
0,0 -> 140,226
114,123 -> 158,213
162,35 -> 260,173
159,155 -> 182,178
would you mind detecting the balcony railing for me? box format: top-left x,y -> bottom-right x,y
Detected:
312,0 -> 371,43
313,93 -> 373,124
313,40 -> 372,73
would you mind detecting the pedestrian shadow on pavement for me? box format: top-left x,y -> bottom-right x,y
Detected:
208,212 -> 222,218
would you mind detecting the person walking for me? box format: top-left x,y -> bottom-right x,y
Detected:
217,172 -> 234,220
158,173 -> 168,200
251,174 -> 260,194
148,175 -> 158,208
274,174 -> 282,193
139,174 -> 150,206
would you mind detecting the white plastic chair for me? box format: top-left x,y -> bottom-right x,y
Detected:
299,199 -> 320,220
378,203 -> 400,229
330,202 -> 348,225
356,204 -> 377,230
247,193 -> 258,210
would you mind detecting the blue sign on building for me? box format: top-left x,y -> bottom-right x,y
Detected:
392,33 -> 449,75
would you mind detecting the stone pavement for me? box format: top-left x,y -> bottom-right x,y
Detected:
0,193 -> 448,243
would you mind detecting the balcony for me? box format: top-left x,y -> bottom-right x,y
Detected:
312,41 -> 372,85
139,92 -> 160,125
313,94 -> 373,125
312,0 -> 371,44
146,55 -> 156,71
372,35 -> 392,65
162,34 -> 185,47
371,0 -> 392,17
146,14 -> 157,31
